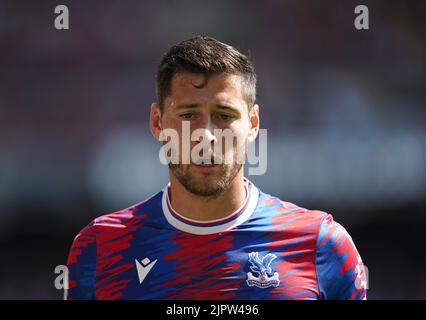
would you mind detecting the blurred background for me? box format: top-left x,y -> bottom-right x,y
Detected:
0,0 -> 425,299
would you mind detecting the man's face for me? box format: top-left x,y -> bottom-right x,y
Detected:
152,72 -> 259,198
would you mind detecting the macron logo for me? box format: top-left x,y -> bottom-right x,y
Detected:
135,257 -> 157,284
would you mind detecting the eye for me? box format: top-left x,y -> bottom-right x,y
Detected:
216,113 -> 234,121
179,113 -> 196,120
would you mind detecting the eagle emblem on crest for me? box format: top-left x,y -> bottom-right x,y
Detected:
246,252 -> 280,288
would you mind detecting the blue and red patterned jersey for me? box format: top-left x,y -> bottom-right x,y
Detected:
66,179 -> 367,300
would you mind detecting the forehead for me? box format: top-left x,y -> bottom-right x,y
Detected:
165,72 -> 247,110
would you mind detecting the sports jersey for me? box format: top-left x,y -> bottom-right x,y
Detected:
67,178 -> 367,300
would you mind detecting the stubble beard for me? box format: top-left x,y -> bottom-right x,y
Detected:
169,162 -> 243,198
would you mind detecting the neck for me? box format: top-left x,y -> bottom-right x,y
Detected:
168,170 -> 246,221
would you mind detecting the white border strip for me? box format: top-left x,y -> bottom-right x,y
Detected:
162,181 -> 259,235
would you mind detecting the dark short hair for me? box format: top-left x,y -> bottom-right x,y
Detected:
156,36 -> 256,112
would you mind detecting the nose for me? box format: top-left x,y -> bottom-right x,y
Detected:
196,127 -> 217,145
194,115 -> 218,145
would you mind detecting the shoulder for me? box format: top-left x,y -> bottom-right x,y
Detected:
259,192 -> 367,299
257,190 -> 330,235
317,214 -> 353,246
315,214 -> 367,299
68,206 -> 141,262
261,191 -> 356,252
74,190 -> 163,240
316,214 -> 361,265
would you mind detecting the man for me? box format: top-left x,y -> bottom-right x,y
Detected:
66,36 -> 367,300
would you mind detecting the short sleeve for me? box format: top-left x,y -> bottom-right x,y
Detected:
315,214 -> 367,300
66,221 -> 97,300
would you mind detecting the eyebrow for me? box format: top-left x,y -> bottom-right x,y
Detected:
174,103 -> 199,110
174,103 -> 240,112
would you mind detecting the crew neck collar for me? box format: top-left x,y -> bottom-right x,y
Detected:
161,178 -> 259,235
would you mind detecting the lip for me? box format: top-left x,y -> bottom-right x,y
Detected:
193,163 -> 219,172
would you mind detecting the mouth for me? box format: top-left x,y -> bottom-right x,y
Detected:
195,163 -> 217,167
192,159 -> 220,172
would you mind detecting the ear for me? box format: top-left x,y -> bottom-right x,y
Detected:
150,103 -> 163,141
247,104 -> 260,144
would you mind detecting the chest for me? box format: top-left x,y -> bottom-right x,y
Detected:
93,228 -> 320,299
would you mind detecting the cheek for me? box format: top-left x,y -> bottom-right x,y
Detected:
163,117 -> 182,132
229,121 -> 251,143
162,119 -> 186,143
218,125 -> 249,161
